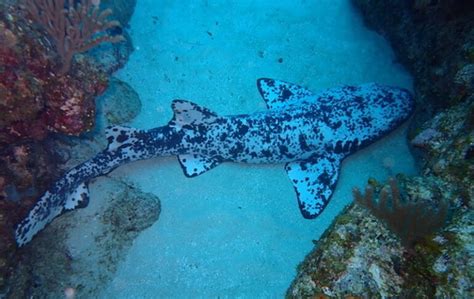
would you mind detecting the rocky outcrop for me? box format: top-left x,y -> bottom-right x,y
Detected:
287,1 -> 473,298
99,78 -> 142,126
288,174 -> 472,298
6,179 -> 160,298
352,0 -> 474,111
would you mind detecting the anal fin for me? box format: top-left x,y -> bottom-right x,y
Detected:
285,153 -> 343,219
178,154 -> 222,177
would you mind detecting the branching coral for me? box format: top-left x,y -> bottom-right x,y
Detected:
25,0 -> 123,74
353,178 -> 448,248
0,8 -> 108,143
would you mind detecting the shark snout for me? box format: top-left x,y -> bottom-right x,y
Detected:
398,88 -> 416,115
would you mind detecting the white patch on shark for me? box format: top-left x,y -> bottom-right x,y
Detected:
64,182 -> 90,210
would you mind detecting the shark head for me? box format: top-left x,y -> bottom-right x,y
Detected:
378,83 -> 414,120
355,83 -> 415,137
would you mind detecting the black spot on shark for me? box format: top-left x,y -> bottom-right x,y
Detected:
14,78 -> 415,246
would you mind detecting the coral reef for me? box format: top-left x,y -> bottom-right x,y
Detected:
411,99 -> 474,207
101,0 -> 137,29
0,140 -> 62,293
351,0 -> 474,111
288,176 -> 472,298
0,4 -> 109,144
26,0 -> 124,74
287,202 -> 405,298
0,0 -> 137,294
86,0 -> 136,74
0,3 -> 108,287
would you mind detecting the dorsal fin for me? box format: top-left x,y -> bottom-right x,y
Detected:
170,100 -> 219,128
105,125 -> 141,151
257,78 -> 315,109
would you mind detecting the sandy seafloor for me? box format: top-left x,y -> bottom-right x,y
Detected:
99,0 -> 415,297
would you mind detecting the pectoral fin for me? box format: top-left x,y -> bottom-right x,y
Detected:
285,154 -> 343,219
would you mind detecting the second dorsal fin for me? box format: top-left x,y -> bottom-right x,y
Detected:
170,100 -> 219,128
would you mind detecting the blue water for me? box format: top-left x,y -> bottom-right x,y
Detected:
100,0 -> 415,297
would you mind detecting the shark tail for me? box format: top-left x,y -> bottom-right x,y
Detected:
15,181 -> 90,247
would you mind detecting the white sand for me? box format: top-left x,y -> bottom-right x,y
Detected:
101,0 -> 415,297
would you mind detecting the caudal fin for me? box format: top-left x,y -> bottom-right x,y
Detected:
15,182 -> 90,247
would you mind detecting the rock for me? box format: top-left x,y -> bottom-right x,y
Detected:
411,128 -> 442,148
85,0 -> 137,74
5,178 -> 160,298
99,77 -> 142,126
287,176 -> 472,298
454,64 -> 474,92
302,5 -> 474,296
351,0 -> 474,110
287,203 -> 404,298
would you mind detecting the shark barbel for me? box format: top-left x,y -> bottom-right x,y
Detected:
15,78 -> 414,246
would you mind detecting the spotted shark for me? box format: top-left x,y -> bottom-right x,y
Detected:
15,78 -> 414,246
